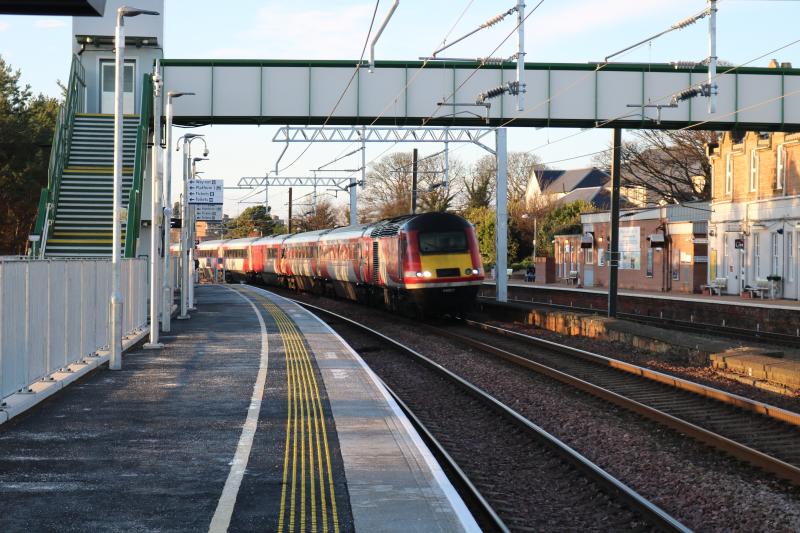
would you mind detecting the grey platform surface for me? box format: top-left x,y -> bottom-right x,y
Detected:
0,284 -> 478,532
240,284 -> 480,533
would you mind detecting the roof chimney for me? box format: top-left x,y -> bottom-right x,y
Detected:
782,62 -> 793,69
768,59 -> 780,68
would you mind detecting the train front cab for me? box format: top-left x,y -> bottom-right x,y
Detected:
399,212 -> 484,313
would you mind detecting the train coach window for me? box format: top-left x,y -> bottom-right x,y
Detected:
419,231 -> 468,254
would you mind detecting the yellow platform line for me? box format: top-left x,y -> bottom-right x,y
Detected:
76,112 -> 139,118
267,298 -> 339,533
241,290 -> 339,533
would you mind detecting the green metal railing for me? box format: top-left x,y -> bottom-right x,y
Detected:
124,73 -> 153,258
31,55 -> 86,257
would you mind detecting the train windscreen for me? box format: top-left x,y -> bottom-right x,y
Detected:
418,231 -> 467,254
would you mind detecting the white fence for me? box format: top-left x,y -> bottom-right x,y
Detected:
0,258 -> 147,400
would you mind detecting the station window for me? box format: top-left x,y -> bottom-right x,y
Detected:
772,233 -> 780,276
776,144 -> 786,190
646,248 -> 654,278
725,153 -> 733,195
750,149 -> 759,192
789,232 -> 795,282
754,233 -> 761,278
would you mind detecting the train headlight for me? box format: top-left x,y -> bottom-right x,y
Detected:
415,271 -> 424,278
465,268 -> 472,275
423,270 -> 432,278
471,268 -> 480,275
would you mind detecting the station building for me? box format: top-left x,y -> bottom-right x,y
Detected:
554,203 -> 709,293
708,130 -> 800,298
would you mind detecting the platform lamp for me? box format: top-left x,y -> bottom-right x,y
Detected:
161,91 -> 194,333
189,156 -> 209,309
110,5 -> 159,370
176,134 -> 208,319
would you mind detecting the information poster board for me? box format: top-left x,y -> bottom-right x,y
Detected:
618,226 -> 640,270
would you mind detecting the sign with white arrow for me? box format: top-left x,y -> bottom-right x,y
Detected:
188,179 -> 224,205
194,204 -> 223,221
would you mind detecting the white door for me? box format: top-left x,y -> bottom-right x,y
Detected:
100,60 -> 135,114
724,234 -> 740,294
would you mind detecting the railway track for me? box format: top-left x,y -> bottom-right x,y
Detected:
431,318 -> 800,485
296,299 -> 689,533
479,295 -> 800,348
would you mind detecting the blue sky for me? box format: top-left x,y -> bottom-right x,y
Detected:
2,0 -> 800,218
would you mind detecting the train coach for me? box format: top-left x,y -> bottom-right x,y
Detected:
202,212 -> 484,314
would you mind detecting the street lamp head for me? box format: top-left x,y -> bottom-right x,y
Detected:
203,148 -> 209,157
119,7 -> 160,17
168,91 -> 195,100
118,6 -> 159,24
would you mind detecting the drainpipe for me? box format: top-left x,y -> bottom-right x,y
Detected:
369,0 -> 399,73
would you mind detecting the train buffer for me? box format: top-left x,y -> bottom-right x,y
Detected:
0,284 -> 478,532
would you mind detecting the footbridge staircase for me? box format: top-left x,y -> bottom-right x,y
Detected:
32,56 -> 153,259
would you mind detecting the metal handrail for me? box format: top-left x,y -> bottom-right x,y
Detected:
124,73 -> 153,258
32,55 -> 86,257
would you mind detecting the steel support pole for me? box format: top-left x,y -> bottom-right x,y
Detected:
178,140 -> 190,319
144,62 -> 163,349
162,98 -> 174,331
496,128 -> 508,302
516,0 -> 526,111
188,161 -> 196,311
411,148 -> 418,214
110,11 -> 125,370
608,127 -> 622,318
288,187 -> 293,233
708,0 -> 718,114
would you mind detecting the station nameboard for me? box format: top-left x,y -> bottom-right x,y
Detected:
188,179 -> 224,205
194,204 -> 223,221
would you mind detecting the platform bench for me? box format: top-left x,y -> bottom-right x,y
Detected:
702,277 -> 727,296
744,279 -> 770,299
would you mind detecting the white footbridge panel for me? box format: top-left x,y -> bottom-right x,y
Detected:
160,59 -> 800,130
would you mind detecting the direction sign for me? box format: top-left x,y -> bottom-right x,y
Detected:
194,204 -> 223,221
188,179 -> 224,205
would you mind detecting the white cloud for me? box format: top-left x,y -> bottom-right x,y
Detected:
35,19 -> 66,29
0,21 -> 9,32
216,4 -> 376,60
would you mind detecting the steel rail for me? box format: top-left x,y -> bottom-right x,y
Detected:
292,299 -> 691,533
429,320 -> 800,486
479,294 -> 800,348
379,378 -> 510,533
465,318 -> 800,428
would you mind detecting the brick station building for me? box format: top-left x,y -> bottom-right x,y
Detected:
554,203 -> 709,293
708,130 -> 800,298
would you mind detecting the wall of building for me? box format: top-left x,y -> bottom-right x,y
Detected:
72,0 -> 163,114
709,131 -> 800,298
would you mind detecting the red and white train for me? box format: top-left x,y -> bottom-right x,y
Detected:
185,212 -> 485,313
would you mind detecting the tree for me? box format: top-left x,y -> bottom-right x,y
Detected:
470,151 -> 544,207
296,198 -> 338,231
224,205 -> 284,238
463,206 -> 519,266
463,156 -> 494,209
0,56 -> 59,254
592,129 -> 717,204
361,151 -> 465,221
536,200 -> 592,257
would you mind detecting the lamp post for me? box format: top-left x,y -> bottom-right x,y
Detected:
110,5 -> 158,370
143,60 -> 163,350
176,133 -> 208,319
189,156 -> 209,309
161,91 -> 194,332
